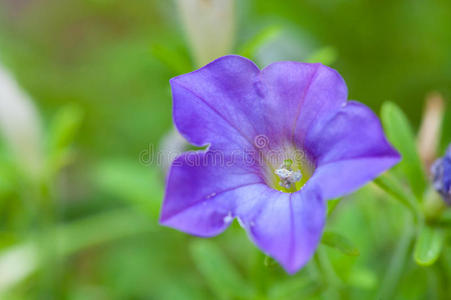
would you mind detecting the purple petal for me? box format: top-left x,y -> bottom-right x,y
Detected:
170,56 -> 348,153
237,184 -> 326,274
161,149 -> 326,273
170,55 -> 261,152
160,151 -> 263,237
258,61 -> 348,145
306,101 -> 401,199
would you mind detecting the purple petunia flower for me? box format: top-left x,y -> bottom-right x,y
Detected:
431,144 -> 451,205
160,55 -> 400,273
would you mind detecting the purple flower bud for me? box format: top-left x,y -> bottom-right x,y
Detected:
431,145 -> 451,205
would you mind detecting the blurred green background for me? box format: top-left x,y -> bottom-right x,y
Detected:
0,0 -> 450,299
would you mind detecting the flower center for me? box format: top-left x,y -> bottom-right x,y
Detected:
275,159 -> 302,190
261,145 -> 315,193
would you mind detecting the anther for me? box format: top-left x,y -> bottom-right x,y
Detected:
274,160 -> 302,189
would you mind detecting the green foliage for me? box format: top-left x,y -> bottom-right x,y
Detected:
0,0 -> 449,299
373,172 -> 418,216
238,25 -> 282,59
414,225 -> 444,266
189,240 -> 255,299
381,102 -> 428,200
267,276 -> 316,299
150,43 -> 193,74
306,46 -> 337,65
46,104 -> 83,174
321,231 -> 360,257
48,105 -> 83,156
93,159 -> 163,219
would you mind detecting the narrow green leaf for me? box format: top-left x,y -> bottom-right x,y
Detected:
434,210 -> 451,227
380,102 -> 427,200
377,221 -> 414,300
238,25 -> 282,58
0,167 -> 15,200
47,105 -> 83,173
314,248 -> 342,287
93,159 -> 163,219
414,225 -> 444,266
150,44 -> 192,74
347,268 -> 377,290
54,209 -> 154,257
306,46 -> 338,65
373,172 -> 418,216
48,105 -> 83,154
321,231 -> 360,256
268,276 -> 316,299
189,240 -> 254,299
0,209 -> 154,293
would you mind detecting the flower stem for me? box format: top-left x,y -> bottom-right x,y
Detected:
312,247 -> 342,299
376,216 -> 415,300
373,172 -> 420,222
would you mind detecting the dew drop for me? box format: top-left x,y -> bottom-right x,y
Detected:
206,192 -> 216,199
223,212 -> 233,223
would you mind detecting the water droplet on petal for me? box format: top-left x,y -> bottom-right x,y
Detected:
223,212 -> 233,223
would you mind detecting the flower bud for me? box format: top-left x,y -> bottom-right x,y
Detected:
430,145 -> 451,205
417,92 -> 445,170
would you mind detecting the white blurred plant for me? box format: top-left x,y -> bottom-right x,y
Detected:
0,244 -> 37,294
176,0 -> 235,66
0,63 -> 44,177
158,127 -> 187,173
417,92 -> 445,171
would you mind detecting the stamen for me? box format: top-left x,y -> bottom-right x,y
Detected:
274,160 -> 302,189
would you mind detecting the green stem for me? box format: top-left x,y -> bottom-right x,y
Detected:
35,177 -> 59,299
313,247 -> 342,299
376,216 -> 415,300
373,173 -> 420,221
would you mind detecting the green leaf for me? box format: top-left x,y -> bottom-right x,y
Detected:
0,209 -> 154,293
48,105 -> 83,154
347,268 -> 377,290
0,167 -> 15,200
381,102 -> 427,200
435,210 -> 451,227
377,222 -> 414,300
150,43 -> 192,74
238,25 -> 282,59
93,159 -> 163,219
306,46 -> 338,65
414,224 -> 444,266
54,209 -> 154,257
47,105 -> 83,173
373,172 -> 418,216
321,231 -> 360,256
268,276 -> 316,299
189,240 -> 254,300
